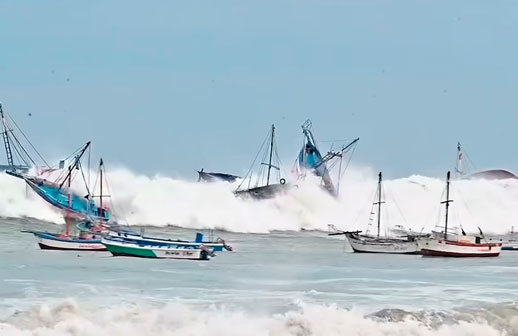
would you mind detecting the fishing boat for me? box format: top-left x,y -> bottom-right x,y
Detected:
7,143 -> 110,222
455,142 -> 518,180
234,124 -> 289,199
105,231 -> 233,252
488,227 -> 518,251
417,171 -> 502,257
295,120 -> 359,196
197,168 -> 240,183
102,239 -> 214,260
19,155 -> 111,251
329,172 -> 424,254
23,230 -> 106,251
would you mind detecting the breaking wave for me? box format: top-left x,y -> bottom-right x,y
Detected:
1,166 -> 518,234
1,299 -> 516,336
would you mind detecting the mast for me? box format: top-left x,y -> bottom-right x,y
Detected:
456,142 -> 463,177
65,166 -> 72,236
99,158 -> 104,223
266,124 -> 275,186
441,171 -> 453,239
59,141 -> 91,190
374,172 -> 384,239
0,104 -> 14,170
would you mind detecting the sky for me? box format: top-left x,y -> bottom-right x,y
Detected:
1,1 -> 518,179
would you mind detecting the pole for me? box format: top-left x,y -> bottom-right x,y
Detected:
266,124 -> 275,186
377,172 -> 382,239
442,171 -> 452,239
65,166 -> 72,237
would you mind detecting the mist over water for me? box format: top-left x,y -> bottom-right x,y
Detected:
0,166 -> 517,235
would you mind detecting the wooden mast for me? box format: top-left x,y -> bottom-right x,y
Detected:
65,166 -> 72,237
99,158 -> 104,225
441,171 -> 453,239
374,172 -> 384,239
266,124 -> 275,186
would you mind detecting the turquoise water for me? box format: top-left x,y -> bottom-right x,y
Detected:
1,217 -> 518,335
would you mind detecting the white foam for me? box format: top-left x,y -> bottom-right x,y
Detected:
1,166 -> 517,234
0,300 -> 508,336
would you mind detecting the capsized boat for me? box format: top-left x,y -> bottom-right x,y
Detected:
295,119 -> 359,197
197,168 -> 240,183
417,171 -> 502,257
455,142 -> 518,180
102,239 -> 214,260
329,172 -> 425,254
20,157 -> 112,251
234,124 -> 289,199
7,142 -> 109,222
105,231 -> 233,252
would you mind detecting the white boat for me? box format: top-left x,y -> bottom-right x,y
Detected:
25,231 -> 106,251
330,172 -> 424,254
102,239 -> 213,260
345,232 -> 421,254
417,171 -> 502,257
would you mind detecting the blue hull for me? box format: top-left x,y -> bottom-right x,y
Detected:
106,232 -> 230,252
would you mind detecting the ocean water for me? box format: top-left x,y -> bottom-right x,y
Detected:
1,218 -> 518,335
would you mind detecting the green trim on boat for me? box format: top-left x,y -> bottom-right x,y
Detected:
105,243 -> 157,258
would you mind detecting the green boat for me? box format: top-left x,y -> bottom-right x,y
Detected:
102,239 -> 213,260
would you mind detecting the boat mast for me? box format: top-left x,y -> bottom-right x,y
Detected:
441,171 -> 453,239
455,142 -> 463,177
99,158 -> 104,223
65,166 -> 72,237
0,104 -> 14,170
374,172 -> 384,239
266,124 -> 275,186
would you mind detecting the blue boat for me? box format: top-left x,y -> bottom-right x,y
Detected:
105,231 -> 232,252
7,142 -> 109,222
296,120 -> 359,196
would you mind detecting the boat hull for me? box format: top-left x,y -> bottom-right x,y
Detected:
501,242 -> 518,250
418,238 -> 501,257
106,231 -> 230,252
32,232 -> 107,251
102,240 -> 210,260
346,233 -> 421,254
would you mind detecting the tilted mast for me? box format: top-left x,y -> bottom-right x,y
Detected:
266,124 -> 275,186
0,104 -> 14,170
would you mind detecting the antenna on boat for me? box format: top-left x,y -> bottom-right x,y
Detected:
0,104 -> 15,170
441,171 -> 454,239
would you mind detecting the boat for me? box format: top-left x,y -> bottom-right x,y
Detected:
22,230 -> 106,251
329,172 -> 424,254
295,119 -> 359,196
455,142 -> 518,180
197,168 -> 240,183
417,171 -> 502,257
102,239 -> 214,260
0,104 -> 30,173
7,143 -> 110,222
19,155 -> 111,251
105,230 -> 233,252
488,227 -> 518,251
234,124 -> 289,199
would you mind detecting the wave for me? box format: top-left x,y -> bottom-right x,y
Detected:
1,299 -> 515,336
1,166 -> 518,234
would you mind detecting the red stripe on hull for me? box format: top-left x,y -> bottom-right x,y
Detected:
421,249 -> 500,257
38,243 -> 107,252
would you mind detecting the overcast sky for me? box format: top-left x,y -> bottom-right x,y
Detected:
1,1 -> 517,179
